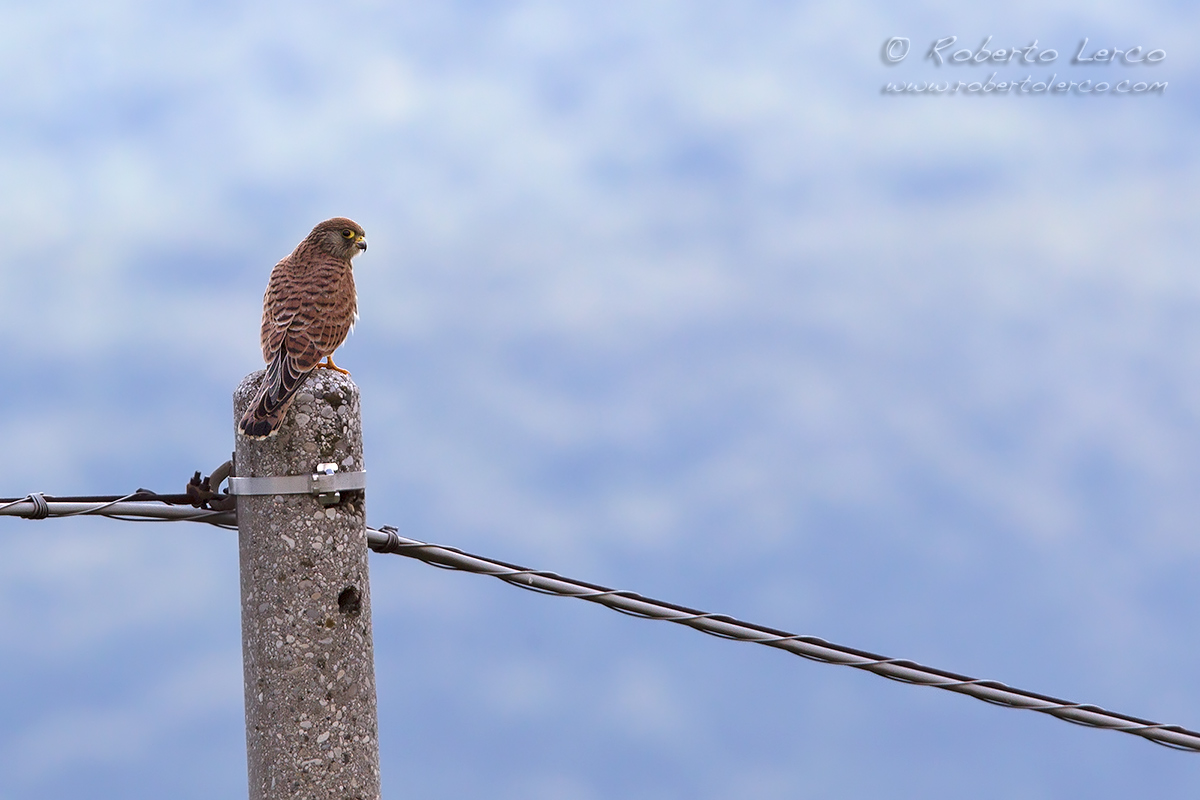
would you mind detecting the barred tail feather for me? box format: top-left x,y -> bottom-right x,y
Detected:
238,400 -> 290,438
238,352 -> 311,438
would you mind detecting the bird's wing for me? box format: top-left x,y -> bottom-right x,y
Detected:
260,256 -> 355,396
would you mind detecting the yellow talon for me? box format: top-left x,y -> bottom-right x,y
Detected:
316,356 -> 351,375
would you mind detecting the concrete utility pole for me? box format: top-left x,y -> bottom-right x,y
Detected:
233,370 -> 381,800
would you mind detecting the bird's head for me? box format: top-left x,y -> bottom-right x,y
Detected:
311,217 -> 368,260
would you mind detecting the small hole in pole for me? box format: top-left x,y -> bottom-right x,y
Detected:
337,586 -> 362,616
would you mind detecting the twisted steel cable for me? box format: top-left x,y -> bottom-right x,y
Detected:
0,494 -> 237,528
366,525 -> 1200,753
2,493 -> 1197,752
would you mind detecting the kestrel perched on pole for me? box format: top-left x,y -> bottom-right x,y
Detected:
238,217 -> 368,438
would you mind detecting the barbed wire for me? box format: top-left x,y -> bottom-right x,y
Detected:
2,492 -> 1198,753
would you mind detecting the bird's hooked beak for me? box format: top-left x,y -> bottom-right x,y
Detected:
355,237 -> 368,252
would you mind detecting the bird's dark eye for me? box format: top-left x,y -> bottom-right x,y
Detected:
342,229 -> 354,239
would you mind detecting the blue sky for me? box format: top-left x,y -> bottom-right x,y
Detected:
2,1 -> 1200,797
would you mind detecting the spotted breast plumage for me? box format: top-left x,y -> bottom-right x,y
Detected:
238,217 -> 368,438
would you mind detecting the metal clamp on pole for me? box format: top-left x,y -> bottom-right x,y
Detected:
228,463 -> 366,507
